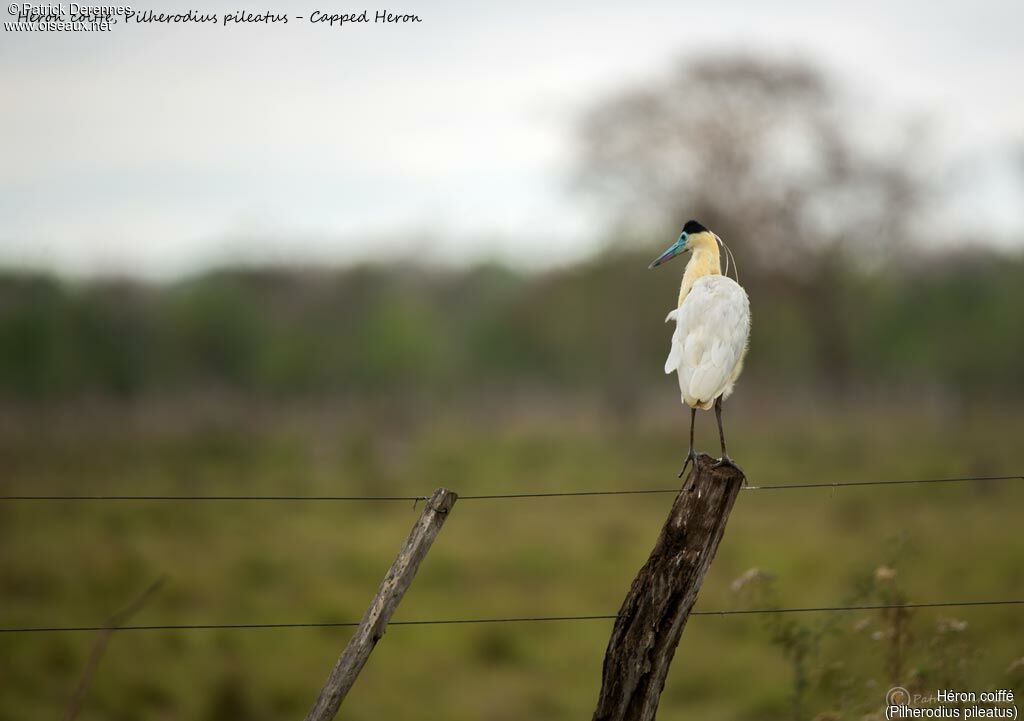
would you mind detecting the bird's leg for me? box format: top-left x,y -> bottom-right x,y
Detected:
714,396 -> 728,457
678,406 -> 698,481
712,396 -> 745,479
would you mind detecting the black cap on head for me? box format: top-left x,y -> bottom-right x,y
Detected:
682,219 -> 707,234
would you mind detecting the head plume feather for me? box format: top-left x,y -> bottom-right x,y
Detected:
714,233 -> 739,282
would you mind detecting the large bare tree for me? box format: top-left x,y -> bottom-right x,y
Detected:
577,55 -> 922,387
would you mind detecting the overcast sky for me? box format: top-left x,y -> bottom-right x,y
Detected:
2,0 -> 1023,278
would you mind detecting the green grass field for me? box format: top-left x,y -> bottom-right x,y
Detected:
2,396 -> 1022,720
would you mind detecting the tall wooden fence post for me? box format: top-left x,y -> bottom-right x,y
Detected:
593,454 -> 744,721
304,487 -> 457,721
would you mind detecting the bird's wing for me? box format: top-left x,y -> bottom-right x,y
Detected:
664,307 -> 683,374
665,276 -> 750,406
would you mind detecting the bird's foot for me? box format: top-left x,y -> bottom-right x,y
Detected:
678,449 -> 698,484
713,454 -> 746,482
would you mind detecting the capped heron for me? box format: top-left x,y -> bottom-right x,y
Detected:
650,220 -> 750,477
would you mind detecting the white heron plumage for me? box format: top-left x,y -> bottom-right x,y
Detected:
649,219 -> 750,472
664,275 -> 749,410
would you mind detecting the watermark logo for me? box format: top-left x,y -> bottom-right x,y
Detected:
888,687 -> 913,706
885,687 -> 1018,719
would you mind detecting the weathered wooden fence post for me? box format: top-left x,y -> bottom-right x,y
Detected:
593,454 -> 744,721
305,487 -> 457,721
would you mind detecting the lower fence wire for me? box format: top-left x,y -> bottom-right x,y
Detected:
4,599 -> 1023,634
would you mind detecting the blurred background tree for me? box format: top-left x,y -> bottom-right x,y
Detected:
576,56 -> 923,390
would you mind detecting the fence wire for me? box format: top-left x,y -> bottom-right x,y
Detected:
2,473 -> 1020,503
4,599 -> 1023,635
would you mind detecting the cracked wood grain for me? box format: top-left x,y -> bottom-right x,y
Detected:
593,454 -> 744,721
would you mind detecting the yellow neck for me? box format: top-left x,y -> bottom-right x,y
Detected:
678,233 -> 722,306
